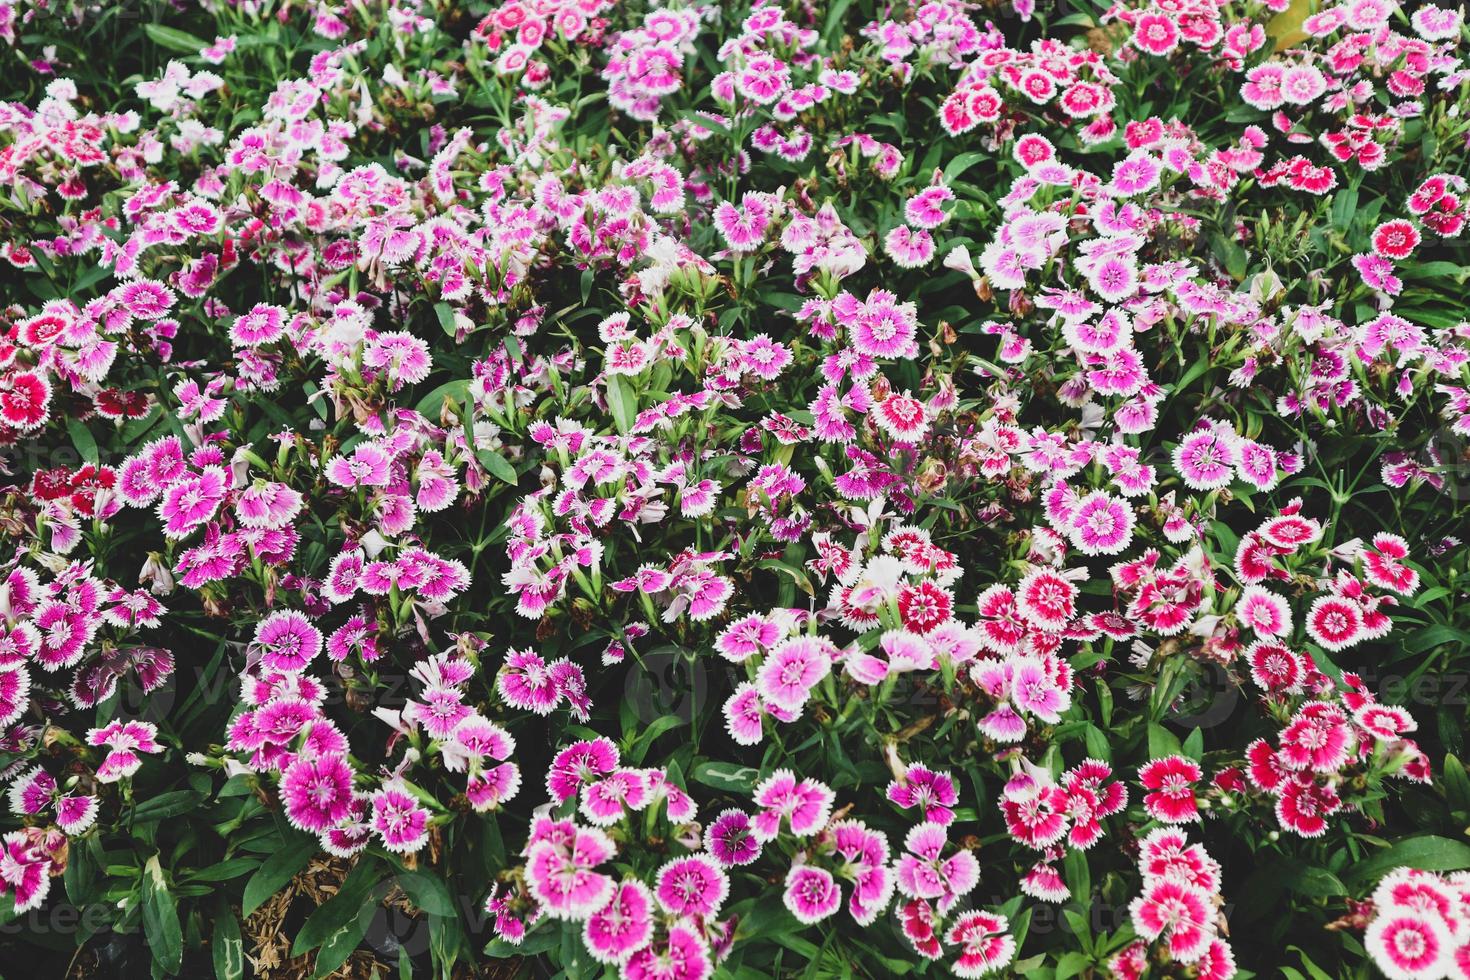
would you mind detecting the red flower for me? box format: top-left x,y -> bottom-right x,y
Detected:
1138,755 -> 1202,823
1371,220 -> 1420,260
0,371 -> 51,431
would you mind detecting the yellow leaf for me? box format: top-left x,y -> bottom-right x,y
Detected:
1267,0 -> 1315,51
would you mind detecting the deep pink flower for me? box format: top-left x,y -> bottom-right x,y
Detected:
281,753 -> 355,833
1138,756 -> 1202,823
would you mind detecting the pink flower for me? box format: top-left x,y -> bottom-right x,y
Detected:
1009,656 -> 1072,723
547,737 -> 620,803
622,921 -> 711,980
584,880 -> 655,964
1305,595 -> 1363,651
230,303 -> 287,346
947,910 -> 1016,978
370,785 -> 431,854
1236,585 -> 1292,638
1132,13 -> 1180,54
1068,491 -> 1135,555
1129,877 -> 1213,963
1279,705 -> 1353,772
1372,220 -> 1421,260
0,371 -> 52,431
325,442 -> 393,488
1173,428 -> 1235,490
253,610 -> 323,672
654,854 -> 728,918
1275,778 -> 1341,837
156,465 -> 228,538
715,614 -> 781,662
723,682 -> 766,745
1111,151 -> 1162,196
705,808 -> 762,866
886,764 -> 959,826
55,794 -> 99,834
0,831 -> 53,913
755,637 -> 831,712
783,865 -> 842,924
527,822 -> 616,919
895,822 -> 980,912
1015,569 -> 1077,630
1138,756 -> 1201,823
281,753 -> 355,832
498,649 -> 563,714
884,226 -> 935,268
752,770 -> 833,840
237,482 -> 303,528
87,720 -> 162,782
577,759 -> 649,818
872,392 -> 930,442
1365,914 -> 1450,980
850,290 -> 919,359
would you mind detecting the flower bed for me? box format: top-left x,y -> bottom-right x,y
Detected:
0,0 -> 1468,976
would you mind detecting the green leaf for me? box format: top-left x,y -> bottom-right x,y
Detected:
144,23 -> 208,54
142,855 -> 184,975
66,416 -> 98,465
242,832 -> 317,916
476,449 -> 518,485
1444,754 -> 1470,813
690,761 -> 761,792
1343,835 -> 1470,886
943,151 -> 989,184
185,858 -> 261,883
1182,727 -> 1204,762
396,870 -> 458,917
434,301 -> 458,338
606,374 -> 636,435
212,900 -> 245,980
415,379 -> 469,419
1147,722 -> 1183,759
1279,859 -> 1347,897
131,790 -> 207,823
293,858 -> 382,957
1405,624 -> 1470,656
755,558 -> 815,596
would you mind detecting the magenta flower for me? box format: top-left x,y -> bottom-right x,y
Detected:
252,610 -> 322,672
887,764 -> 959,826
87,720 -> 162,782
1068,491 -> 1135,556
1138,756 -> 1202,824
547,737 -> 619,803
0,831 -> 53,913
947,910 -> 1016,978
704,809 -> 761,867
370,785 -> 431,854
579,769 -> 652,827
526,824 -> 616,920
755,637 -> 832,713
324,442 -> 393,489
894,822 -> 979,913
722,683 -> 765,745
1015,569 -> 1077,631
654,854 -> 728,918
622,921 -> 711,980
783,865 -> 842,925
156,465 -> 228,539
752,770 -> 833,840
1129,877 -> 1213,963
281,753 -> 355,833
583,880 -> 655,964
872,392 -> 929,442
